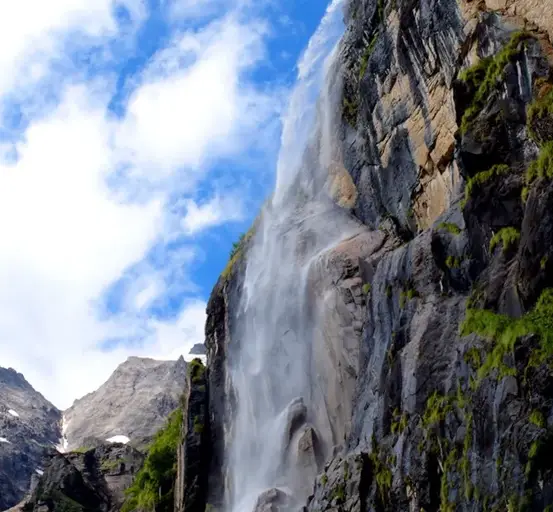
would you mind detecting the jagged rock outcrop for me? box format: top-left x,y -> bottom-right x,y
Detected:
199,0 -> 553,511
63,356 -> 188,451
19,443 -> 144,512
0,367 -> 61,510
174,359 -> 210,512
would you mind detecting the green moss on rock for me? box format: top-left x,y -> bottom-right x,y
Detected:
489,227 -> 520,254
461,289 -> 553,380
459,31 -> 533,134
527,79 -> 553,143
463,164 -> 510,205
438,222 -> 462,235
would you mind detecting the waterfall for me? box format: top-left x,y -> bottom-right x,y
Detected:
226,1 -> 363,510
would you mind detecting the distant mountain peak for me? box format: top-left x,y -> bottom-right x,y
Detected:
63,357 -> 187,451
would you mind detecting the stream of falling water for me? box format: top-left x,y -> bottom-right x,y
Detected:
226,1 -> 359,510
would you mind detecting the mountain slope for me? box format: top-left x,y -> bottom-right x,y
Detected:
0,367 -> 61,510
62,356 -> 188,451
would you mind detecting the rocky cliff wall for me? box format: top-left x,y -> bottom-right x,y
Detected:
202,0 -> 553,510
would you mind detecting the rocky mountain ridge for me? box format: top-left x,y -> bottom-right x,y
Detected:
0,367 -> 61,511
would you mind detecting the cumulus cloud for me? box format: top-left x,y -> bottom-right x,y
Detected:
0,0 -> 281,409
181,194 -> 244,235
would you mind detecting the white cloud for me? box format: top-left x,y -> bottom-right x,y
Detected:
116,17 -> 269,178
181,194 -> 244,235
0,0 -> 145,99
0,2 -> 281,409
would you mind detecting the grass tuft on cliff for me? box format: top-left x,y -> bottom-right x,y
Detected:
438,222 -> 461,235
528,79 -> 553,143
222,227 -> 255,280
459,31 -> 533,134
189,357 -> 206,384
461,288 -> 553,380
463,164 -> 510,206
526,141 -> 553,184
122,408 -> 183,512
489,227 -> 520,254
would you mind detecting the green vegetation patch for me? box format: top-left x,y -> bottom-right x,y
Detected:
459,31 -> 533,134
222,227 -> 255,280
399,288 -> 418,308
464,346 -> 482,369
193,414 -> 204,434
460,288 -> 553,380
463,164 -> 510,205
489,227 -> 520,254
189,357 -> 206,384
462,414 -> 474,500
343,97 -> 359,126
122,408 -> 183,512
423,391 -> 453,428
71,446 -> 93,454
363,283 -> 371,295
391,408 -> 409,435
529,410 -> 546,428
438,222 -> 462,235
440,447 -> 458,512
446,256 -> 461,269
527,79 -> 553,143
526,141 -> 553,185
331,483 -> 346,504
101,458 -> 122,472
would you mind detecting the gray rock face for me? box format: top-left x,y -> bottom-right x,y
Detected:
63,356 -> 188,451
0,367 -> 61,510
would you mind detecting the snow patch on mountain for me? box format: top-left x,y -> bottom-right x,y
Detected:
106,435 -> 130,444
7,409 -> 19,418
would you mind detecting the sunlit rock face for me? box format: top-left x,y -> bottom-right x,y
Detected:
0,367 -> 61,510
200,0 -> 553,511
63,356 -> 187,451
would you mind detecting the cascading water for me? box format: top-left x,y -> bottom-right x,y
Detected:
226,1 -> 365,510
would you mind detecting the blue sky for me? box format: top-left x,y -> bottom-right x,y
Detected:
0,0 -> 332,409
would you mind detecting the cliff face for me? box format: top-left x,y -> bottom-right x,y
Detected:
0,367 -> 61,510
201,0 -> 553,510
174,360 -> 210,512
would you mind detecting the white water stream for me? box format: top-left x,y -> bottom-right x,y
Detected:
225,1 -> 361,511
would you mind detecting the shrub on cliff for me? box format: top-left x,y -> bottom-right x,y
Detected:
122,408 -> 182,512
